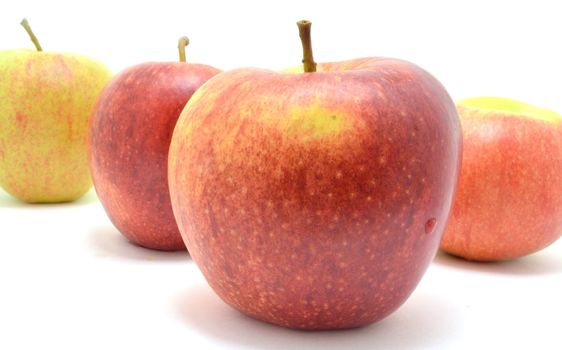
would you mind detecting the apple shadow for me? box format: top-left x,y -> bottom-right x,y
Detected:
0,188 -> 29,208
433,250 -> 562,276
173,284 -> 463,350
87,225 -> 189,263
72,189 -> 100,206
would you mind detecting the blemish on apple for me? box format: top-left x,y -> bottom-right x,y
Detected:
424,218 -> 437,234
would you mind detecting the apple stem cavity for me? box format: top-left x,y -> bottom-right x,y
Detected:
20,18 -> 43,52
178,36 -> 190,63
297,20 -> 317,73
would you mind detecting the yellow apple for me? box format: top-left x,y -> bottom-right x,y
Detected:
0,19 -> 111,202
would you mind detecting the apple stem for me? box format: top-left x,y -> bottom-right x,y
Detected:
297,20 -> 317,73
178,36 -> 190,63
20,18 -> 43,52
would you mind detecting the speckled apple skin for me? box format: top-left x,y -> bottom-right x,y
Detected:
0,50 -> 111,203
169,58 -> 462,329
441,106 -> 562,261
89,62 -> 220,251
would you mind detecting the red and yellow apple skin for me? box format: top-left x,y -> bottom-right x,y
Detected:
0,50 -> 111,202
89,62 -> 220,251
441,98 -> 562,261
169,57 -> 462,329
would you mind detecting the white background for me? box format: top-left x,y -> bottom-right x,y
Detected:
1,0 -> 562,349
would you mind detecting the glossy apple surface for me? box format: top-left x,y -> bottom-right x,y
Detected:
441,97 -> 562,261
0,50 -> 111,202
89,62 -> 220,250
168,57 -> 462,329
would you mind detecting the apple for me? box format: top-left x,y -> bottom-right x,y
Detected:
440,97 -> 562,261
0,19 -> 112,203
168,21 -> 462,329
89,37 -> 220,251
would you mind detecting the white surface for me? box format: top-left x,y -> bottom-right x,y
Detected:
1,1 -> 562,349
1,188 -> 562,350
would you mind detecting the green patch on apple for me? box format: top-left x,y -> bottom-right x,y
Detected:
283,104 -> 349,140
458,96 -> 562,123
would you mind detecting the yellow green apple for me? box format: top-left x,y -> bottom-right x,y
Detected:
440,96 -> 562,261
0,19 -> 111,203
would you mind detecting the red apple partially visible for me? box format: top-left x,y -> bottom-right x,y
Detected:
89,37 -> 220,251
168,21 -> 462,329
440,97 -> 562,261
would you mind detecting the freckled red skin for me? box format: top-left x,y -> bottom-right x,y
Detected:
89,62 -> 220,251
169,58 -> 462,328
441,107 -> 562,261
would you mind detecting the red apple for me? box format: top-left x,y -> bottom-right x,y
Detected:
89,37 -> 220,251
440,97 -> 562,261
168,21 -> 462,329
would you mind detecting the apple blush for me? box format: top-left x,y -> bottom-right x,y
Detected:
89,37 -> 220,250
168,21 -> 462,329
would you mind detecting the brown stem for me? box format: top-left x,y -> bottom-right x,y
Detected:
20,18 -> 43,51
178,36 -> 190,63
297,20 -> 316,73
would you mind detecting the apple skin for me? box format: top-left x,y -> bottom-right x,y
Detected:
440,98 -> 562,261
89,62 -> 220,251
0,50 -> 111,202
168,57 -> 462,329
